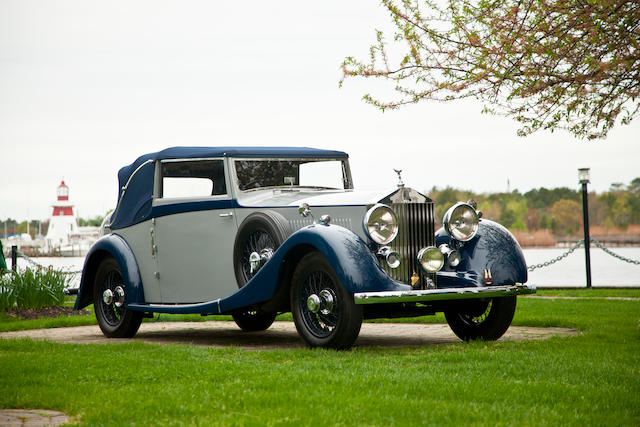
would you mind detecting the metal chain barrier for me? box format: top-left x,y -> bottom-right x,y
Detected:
15,250 -> 83,275
527,239 -> 584,272
590,238 -> 640,265
527,238 -> 640,271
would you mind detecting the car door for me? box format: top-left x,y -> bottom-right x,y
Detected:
152,158 -> 239,303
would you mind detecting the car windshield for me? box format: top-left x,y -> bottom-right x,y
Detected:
235,159 -> 352,192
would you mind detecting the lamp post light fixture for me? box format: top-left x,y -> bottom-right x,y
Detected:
578,168 -> 592,289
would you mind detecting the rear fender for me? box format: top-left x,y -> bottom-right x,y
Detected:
74,234 -> 145,310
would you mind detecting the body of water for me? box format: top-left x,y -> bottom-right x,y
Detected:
17,247 -> 640,289
525,247 -> 640,287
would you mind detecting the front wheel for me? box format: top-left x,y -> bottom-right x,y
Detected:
444,296 -> 517,341
93,257 -> 143,338
290,252 -> 362,349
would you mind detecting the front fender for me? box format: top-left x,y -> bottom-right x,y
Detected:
74,234 -> 145,310
435,219 -> 528,287
218,224 -> 410,312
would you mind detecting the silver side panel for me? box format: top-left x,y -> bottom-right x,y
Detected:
115,221 -> 162,303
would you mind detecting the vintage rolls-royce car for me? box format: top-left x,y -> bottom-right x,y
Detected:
75,147 -> 535,349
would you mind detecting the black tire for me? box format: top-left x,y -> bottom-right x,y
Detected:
233,210 -> 290,287
232,309 -> 277,331
444,296 -> 517,341
93,257 -> 143,338
290,252 -> 362,349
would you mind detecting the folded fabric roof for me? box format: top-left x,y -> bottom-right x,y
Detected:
111,146 -> 348,229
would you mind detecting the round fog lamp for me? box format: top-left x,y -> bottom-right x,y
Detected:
443,202 -> 479,242
378,246 -> 402,269
386,250 -> 401,269
439,244 -> 461,268
447,250 -> 461,267
417,246 -> 444,273
364,204 -> 399,245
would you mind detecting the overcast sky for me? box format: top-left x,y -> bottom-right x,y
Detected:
1,0 -> 639,221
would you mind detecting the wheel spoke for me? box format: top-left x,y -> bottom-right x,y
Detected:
461,299 -> 492,325
241,230 -> 275,283
100,270 -> 125,327
299,270 -> 339,339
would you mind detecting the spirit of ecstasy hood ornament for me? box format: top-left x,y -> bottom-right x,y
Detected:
394,169 -> 404,188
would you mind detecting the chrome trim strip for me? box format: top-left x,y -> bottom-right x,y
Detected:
353,284 -> 536,305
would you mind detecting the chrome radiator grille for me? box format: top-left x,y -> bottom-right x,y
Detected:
382,202 -> 437,289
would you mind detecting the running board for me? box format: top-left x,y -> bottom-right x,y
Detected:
353,284 -> 536,305
128,299 -> 221,314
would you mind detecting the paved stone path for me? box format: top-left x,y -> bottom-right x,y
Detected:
0,409 -> 68,426
0,321 -> 577,350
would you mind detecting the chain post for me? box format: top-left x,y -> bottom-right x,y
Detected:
581,181 -> 592,288
11,245 -> 17,272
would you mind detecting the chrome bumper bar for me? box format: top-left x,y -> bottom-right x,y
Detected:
353,283 -> 536,305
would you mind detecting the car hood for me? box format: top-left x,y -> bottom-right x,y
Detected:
236,188 -> 400,207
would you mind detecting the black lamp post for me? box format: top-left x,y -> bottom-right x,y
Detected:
578,168 -> 592,289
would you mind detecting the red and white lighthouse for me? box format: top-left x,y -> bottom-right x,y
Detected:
45,180 -> 79,248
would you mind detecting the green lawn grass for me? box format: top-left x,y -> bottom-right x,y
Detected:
1,289 -> 639,425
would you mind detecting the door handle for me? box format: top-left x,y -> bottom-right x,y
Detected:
219,212 -> 234,218
150,228 -> 156,256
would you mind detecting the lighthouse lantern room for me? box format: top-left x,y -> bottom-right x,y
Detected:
45,180 -> 79,248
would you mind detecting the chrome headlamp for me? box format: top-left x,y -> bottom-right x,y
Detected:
417,246 -> 444,273
364,204 -> 399,245
443,202 -> 479,242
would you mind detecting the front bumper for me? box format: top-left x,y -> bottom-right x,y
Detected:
353,283 -> 535,305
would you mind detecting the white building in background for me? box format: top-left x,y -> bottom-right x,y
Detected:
44,180 -> 98,256
45,180 -> 78,248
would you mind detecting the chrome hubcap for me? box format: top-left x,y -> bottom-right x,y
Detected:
249,252 -> 261,274
102,289 -> 114,305
319,289 -> 334,315
114,286 -> 125,308
249,248 -> 274,274
306,289 -> 334,315
307,294 -> 321,313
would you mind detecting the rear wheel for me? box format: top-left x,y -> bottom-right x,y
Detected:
93,257 -> 143,338
290,252 -> 362,349
232,309 -> 277,331
444,296 -> 517,341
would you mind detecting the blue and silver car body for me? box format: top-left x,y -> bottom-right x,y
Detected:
76,146 -> 534,347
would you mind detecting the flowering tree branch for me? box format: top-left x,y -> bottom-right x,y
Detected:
341,0 -> 640,139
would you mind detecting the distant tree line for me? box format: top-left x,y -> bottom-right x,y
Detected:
429,177 -> 640,236
1,215 -> 104,239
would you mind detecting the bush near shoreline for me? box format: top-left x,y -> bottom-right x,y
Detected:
0,267 -> 68,312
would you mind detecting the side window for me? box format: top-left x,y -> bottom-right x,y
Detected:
160,160 -> 227,198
